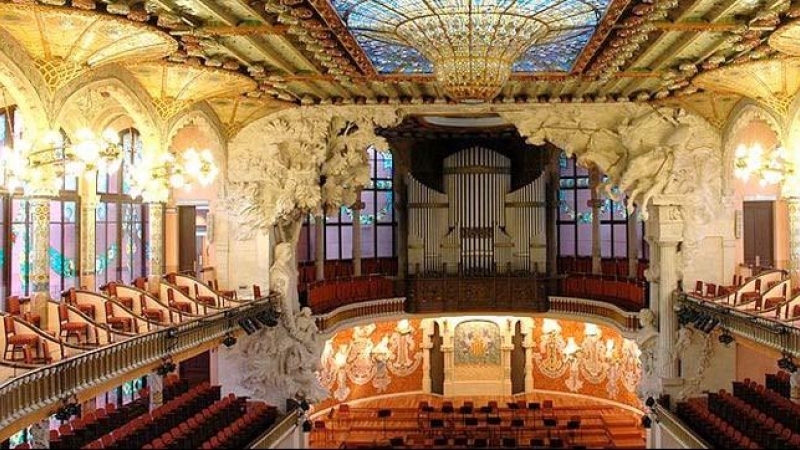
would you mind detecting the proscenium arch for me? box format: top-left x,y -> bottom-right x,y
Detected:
0,29 -> 52,135
53,67 -> 162,155
721,100 -> 785,195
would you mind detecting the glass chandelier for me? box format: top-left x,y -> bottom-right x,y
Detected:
332,0 -> 603,102
127,148 -> 219,203
733,143 -> 795,186
0,128 -> 123,195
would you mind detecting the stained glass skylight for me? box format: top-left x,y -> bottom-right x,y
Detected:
331,0 -> 611,75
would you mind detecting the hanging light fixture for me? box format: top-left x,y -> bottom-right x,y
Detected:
333,0 -> 605,102
127,148 -> 220,203
733,142 -> 795,187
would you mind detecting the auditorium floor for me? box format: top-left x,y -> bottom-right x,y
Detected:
310,392 -> 646,449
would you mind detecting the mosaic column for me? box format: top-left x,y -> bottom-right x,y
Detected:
787,197 -> 800,273
29,418 -> 50,449
148,372 -> 164,411
148,203 -> 165,286
314,215 -> 324,280
589,167 -> 602,275
80,188 -> 99,291
30,197 -> 51,319
352,194 -> 364,277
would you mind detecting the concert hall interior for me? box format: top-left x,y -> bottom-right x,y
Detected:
3,0 -> 800,449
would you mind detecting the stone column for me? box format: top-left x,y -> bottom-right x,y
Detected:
589,167 -> 602,275
628,211 -> 640,279
314,215 -> 325,280
164,201 -> 179,275
352,194 -> 364,277
522,321 -> 534,392
79,175 -> 99,291
421,320 -> 433,393
30,197 -> 51,319
647,197 -> 685,380
148,203 -> 165,291
391,146 -> 411,279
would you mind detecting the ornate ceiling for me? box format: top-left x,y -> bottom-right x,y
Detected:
1,0 -> 799,113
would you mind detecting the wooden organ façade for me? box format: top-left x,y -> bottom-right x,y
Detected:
382,120 -> 554,313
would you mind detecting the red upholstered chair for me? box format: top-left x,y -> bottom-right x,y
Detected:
64,288 -> 96,319
211,280 -> 236,300
4,315 -> 40,363
139,294 -> 165,328
693,281 -> 704,296
105,302 -> 135,333
253,285 -> 262,299
704,283 -> 718,298
107,282 -> 134,310
194,284 -> 216,307
58,303 -> 90,344
6,295 -> 41,328
167,288 -> 193,314
739,279 -> 762,305
133,277 -> 147,290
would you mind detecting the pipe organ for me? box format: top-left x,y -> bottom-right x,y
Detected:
408,146 -> 546,275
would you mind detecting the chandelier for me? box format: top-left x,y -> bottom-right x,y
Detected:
733,143 -> 795,186
1,128 -> 123,195
127,148 -> 219,203
333,0 -> 604,102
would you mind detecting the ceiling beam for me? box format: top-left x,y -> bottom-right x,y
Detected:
648,21 -> 744,32
195,24 -> 290,36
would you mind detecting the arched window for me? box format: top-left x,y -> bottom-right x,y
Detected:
95,128 -> 147,285
296,146 -> 396,263
557,153 -> 647,263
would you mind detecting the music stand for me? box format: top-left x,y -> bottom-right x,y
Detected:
378,409 -> 392,438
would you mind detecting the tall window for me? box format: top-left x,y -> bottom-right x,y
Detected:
96,128 -> 147,285
557,153 -> 645,259
297,146 -> 396,262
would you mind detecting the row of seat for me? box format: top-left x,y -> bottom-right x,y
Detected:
198,402 -> 278,449
733,378 -> 800,431
307,275 -> 394,314
766,371 -> 792,399
708,389 -> 800,449
140,393 -> 247,449
557,256 -> 648,281
81,382 -> 222,449
297,257 -> 399,287
559,275 -> 645,311
676,398 -> 761,449
48,396 -> 150,449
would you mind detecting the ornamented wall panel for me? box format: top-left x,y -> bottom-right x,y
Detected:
530,318 -> 641,408
316,318 -> 423,411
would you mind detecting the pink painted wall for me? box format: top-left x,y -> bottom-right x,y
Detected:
730,120 -> 790,269
736,342 -> 779,385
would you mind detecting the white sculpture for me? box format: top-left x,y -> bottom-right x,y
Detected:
270,242 -> 300,323
635,308 -> 661,401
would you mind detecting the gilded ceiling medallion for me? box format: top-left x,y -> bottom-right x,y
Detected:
124,61 -> 257,120
692,57 -> 800,117
769,19 -> 800,56
0,2 -> 176,93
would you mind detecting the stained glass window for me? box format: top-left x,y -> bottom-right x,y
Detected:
297,146 -> 396,262
96,128 -> 148,285
330,0 -> 611,74
557,153 -> 645,260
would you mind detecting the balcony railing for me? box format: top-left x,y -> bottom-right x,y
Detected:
677,293 -> 800,357
654,404 -> 710,449
549,296 -> 641,333
314,297 -> 406,333
0,294 -> 278,441
250,408 -> 298,449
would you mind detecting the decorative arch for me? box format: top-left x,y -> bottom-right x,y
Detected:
0,30 -> 52,134
53,66 -> 162,152
165,102 -> 226,153
721,100 -> 785,195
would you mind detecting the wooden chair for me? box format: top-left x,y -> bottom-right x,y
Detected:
58,303 -> 90,344
194,284 -> 216,307
739,279 -> 762,305
167,288 -> 193,315
133,277 -> 147,291
105,302 -> 135,333
64,288 -> 96,320
4,316 -> 40,363
6,295 -> 41,328
211,280 -> 236,300
139,294 -> 165,329
106,282 -> 134,310
253,285 -> 262,299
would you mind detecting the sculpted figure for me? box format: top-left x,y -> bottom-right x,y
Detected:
635,308 -> 661,401
270,242 -> 300,327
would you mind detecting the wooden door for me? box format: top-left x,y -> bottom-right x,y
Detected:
178,205 -> 196,273
743,201 -> 774,267
179,350 -> 210,386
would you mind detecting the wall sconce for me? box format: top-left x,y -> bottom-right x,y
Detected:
563,337 -> 581,360
396,319 -> 412,335
584,323 -> 601,337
